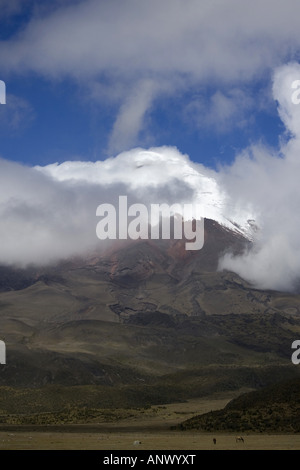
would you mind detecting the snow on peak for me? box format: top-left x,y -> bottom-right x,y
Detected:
35,146 -> 256,239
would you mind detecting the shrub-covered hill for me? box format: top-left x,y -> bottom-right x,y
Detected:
179,378 -> 300,433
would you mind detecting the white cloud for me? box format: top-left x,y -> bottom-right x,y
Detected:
185,88 -> 254,133
1,0 -> 300,149
0,147 -> 215,266
1,0 -> 299,81
272,62 -> 300,139
107,79 -> 158,154
219,62 -> 300,292
0,143 -> 254,267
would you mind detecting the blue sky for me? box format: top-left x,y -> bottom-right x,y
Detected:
0,74 -> 284,168
0,0 -> 295,169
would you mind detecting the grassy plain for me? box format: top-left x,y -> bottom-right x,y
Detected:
0,393 -> 299,450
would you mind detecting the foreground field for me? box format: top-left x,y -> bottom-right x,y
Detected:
0,430 -> 299,450
0,394 -> 299,450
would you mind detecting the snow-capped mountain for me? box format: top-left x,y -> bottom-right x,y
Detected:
35,147 -> 257,240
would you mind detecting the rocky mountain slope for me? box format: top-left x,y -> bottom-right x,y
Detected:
0,218 -> 299,419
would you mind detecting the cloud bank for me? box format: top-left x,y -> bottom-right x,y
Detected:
0,146 -> 230,267
219,62 -> 300,292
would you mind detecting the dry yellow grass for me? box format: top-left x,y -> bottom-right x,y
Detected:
0,430 -> 299,450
